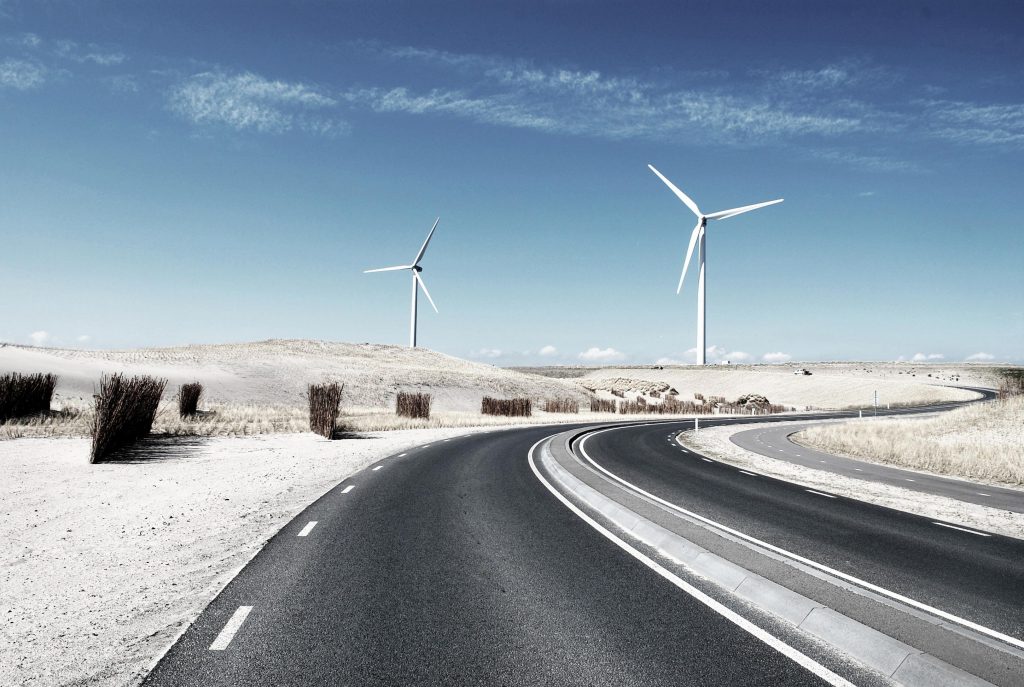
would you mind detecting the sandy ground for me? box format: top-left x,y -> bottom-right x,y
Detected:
580,364 -> 983,410
0,427 -> 506,687
680,420 -> 1024,540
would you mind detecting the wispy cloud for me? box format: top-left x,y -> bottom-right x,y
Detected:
54,39 -> 126,66
920,99 -> 1024,147
0,57 -> 46,89
470,347 -> 503,359
762,351 -> 792,363
810,149 -> 924,173
965,352 -> 994,361
28,330 -> 50,346
169,70 -> 347,135
911,352 -> 944,361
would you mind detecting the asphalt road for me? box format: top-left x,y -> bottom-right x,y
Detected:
143,393 -> 1018,685
143,424 -> 872,686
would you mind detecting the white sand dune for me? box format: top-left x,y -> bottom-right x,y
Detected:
0,340 -> 590,412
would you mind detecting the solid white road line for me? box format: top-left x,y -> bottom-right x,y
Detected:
209,606 -> 253,651
528,439 -> 855,687
933,522 -> 991,537
373,465 -> 383,471
342,485 -> 355,494
577,428 -> 1021,650
805,490 -> 836,499
298,521 -> 317,537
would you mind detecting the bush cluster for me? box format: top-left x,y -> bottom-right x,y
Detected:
590,398 -> 617,413
0,372 -> 57,422
543,398 -> 579,413
179,382 -> 203,418
396,391 -> 432,419
482,396 -> 532,417
91,374 -> 167,462
309,382 -> 343,438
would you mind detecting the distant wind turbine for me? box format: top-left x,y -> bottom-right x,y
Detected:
364,217 -> 441,348
648,164 -> 783,366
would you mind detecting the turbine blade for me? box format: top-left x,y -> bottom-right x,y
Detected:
705,198 -> 783,221
415,272 -> 438,313
676,221 -> 702,295
412,217 -> 441,266
648,164 -> 702,218
364,265 -> 412,273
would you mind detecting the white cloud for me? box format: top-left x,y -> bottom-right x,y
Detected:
911,352 -> 945,361
29,330 -> 50,346
965,352 -> 994,361
655,357 -> 685,366
169,70 -> 345,135
762,352 -> 792,363
471,348 -> 503,359
921,99 -> 1024,147
858,190 -> 876,197
538,345 -> 558,357
53,39 -> 126,66
0,58 -> 46,89
76,335 -> 92,343
579,347 -> 625,362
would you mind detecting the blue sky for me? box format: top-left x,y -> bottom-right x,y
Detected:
1,1 -> 1022,365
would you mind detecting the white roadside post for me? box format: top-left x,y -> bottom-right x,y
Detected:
695,417 -> 699,433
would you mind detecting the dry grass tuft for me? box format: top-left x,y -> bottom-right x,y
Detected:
308,382 -> 343,438
794,396 -> 1024,485
482,396 -> 532,417
178,382 -> 202,418
396,391 -> 431,420
0,372 -> 57,422
543,398 -> 579,414
590,398 -> 617,414
91,374 -> 167,462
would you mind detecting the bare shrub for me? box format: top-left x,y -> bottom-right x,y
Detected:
309,382 -> 344,438
91,374 -> 167,462
543,398 -> 579,413
482,396 -> 532,417
694,392 -> 705,401
998,369 -> 1024,399
610,389 -> 625,398
590,398 -> 616,413
178,383 -> 203,418
0,372 -> 57,422
396,391 -> 431,419
650,390 -> 661,398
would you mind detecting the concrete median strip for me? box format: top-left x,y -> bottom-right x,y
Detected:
536,435 -> 995,687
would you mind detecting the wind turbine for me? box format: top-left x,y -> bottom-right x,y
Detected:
364,217 -> 440,348
648,164 -> 783,365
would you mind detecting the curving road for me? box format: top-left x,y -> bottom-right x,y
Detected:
143,395 -> 1022,686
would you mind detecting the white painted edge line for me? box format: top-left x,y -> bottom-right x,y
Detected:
209,606 -> 253,651
805,489 -> 837,499
933,522 -> 991,537
528,438 -> 855,687
578,428 -> 1022,651
739,470 -> 757,476
298,521 -> 317,537
342,485 -> 355,494
372,465 -> 383,471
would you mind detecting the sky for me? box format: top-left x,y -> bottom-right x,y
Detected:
1,0 -> 1022,366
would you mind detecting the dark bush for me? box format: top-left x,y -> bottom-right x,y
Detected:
0,372 -> 57,422
396,391 -> 431,419
482,396 -> 532,417
309,382 -> 343,438
543,398 -> 579,413
91,374 -> 167,462
590,398 -> 617,413
179,382 -> 203,418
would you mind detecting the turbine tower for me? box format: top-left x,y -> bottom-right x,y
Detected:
364,217 -> 440,348
648,164 -> 783,365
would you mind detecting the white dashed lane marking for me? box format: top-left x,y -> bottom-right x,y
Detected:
209,606 -> 253,651
398,453 -> 406,457
933,522 -> 991,537
372,465 -> 383,471
739,470 -> 756,476
342,485 -> 355,494
298,521 -> 317,537
805,489 -> 837,499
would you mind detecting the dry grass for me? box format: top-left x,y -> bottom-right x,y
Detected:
482,396 -> 532,417
590,398 -> 617,413
794,396 -> 1024,485
543,398 -> 579,413
396,392 -> 431,420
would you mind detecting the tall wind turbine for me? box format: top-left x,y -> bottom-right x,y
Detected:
648,164 -> 783,365
364,217 -> 440,348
